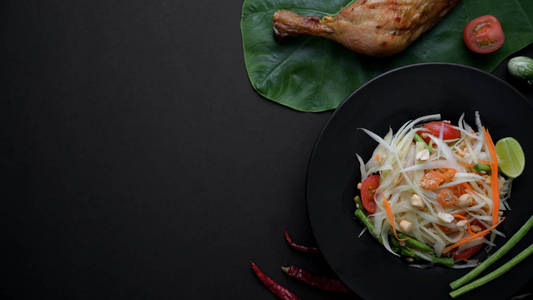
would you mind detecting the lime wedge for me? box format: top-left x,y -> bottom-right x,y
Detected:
495,137 -> 525,178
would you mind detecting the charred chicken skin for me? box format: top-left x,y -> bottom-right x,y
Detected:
273,0 -> 459,56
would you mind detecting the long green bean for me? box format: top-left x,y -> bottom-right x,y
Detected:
400,247 -> 415,257
354,209 -> 381,244
450,215 -> 533,290
390,236 -> 400,247
431,256 -> 454,267
389,236 -> 401,253
397,232 -> 432,252
450,244 -> 533,298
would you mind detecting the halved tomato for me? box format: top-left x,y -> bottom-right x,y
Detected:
463,15 -> 505,54
419,121 -> 461,144
360,175 -> 380,213
451,243 -> 484,260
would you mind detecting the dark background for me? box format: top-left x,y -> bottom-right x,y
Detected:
2,1 -> 532,299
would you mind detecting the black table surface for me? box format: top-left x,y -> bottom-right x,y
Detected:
3,1 -> 533,299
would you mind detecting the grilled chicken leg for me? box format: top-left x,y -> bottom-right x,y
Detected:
273,0 -> 459,56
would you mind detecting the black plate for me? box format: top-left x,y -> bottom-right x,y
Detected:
306,63 -> 533,300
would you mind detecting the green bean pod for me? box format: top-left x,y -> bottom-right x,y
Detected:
354,209 -> 381,244
400,246 -> 415,257
432,256 -> 455,267
397,232 -> 432,252
390,237 -> 400,248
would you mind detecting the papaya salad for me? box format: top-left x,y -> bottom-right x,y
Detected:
353,113 -> 517,268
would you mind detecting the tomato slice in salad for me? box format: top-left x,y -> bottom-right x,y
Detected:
451,220 -> 486,260
463,15 -> 505,54
360,175 -> 380,213
451,244 -> 484,260
420,121 -> 461,144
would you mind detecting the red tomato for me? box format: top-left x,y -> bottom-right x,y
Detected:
420,121 -> 461,144
451,220 -> 486,260
451,244 -> 483,260
360,175 -> 379,213
463,15 -> 505,54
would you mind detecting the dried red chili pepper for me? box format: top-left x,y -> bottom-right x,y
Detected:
250,261 -> 301,300
281,265 -> 352,295
283,229 -> 319,254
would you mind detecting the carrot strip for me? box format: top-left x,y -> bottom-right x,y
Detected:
453,214 -> 475,235
461,182 -> 476,194
442,218 -> 505,254
483,128 -> 499,225
455,211 -> 467,216
451,184 -> 464,196
479,159 -> 492,165
382,195 -> 408,242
